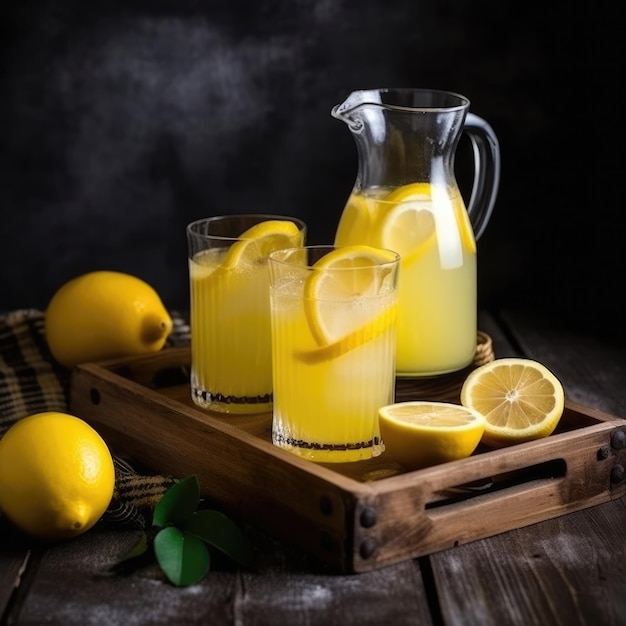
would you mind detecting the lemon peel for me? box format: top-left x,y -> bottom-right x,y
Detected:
45,271 -> 172,368
378,401 -> 486,469
0,412 -> 115,541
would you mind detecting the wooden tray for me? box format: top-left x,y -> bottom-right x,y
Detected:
69,347 -> 626,573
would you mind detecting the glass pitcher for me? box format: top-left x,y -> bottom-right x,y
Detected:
332,88 -> 500,377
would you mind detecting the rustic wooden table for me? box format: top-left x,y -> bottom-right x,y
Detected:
1,309 -> 625,625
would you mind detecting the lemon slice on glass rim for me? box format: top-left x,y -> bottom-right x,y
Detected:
460,358 -> 565,447
302,245 -> 399,347
223,220 -> 303,269
378,401 -> 486,470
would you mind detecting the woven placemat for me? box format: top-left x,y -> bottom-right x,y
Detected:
0,309 -> 192,529
395,331 -> 495,404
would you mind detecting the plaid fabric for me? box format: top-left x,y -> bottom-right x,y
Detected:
0,309 -> 191,529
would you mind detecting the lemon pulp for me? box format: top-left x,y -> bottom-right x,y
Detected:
378,401 -> 486,470
460,358 -> 565,447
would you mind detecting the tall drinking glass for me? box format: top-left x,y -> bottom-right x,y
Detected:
187,214 -> 306,414
269,245 -> 400,462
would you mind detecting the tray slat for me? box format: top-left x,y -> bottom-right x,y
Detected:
70,347 -> 626,573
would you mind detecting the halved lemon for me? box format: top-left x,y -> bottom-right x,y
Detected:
223,220 -> 303,268
303,245 -> 399,346
378,401 -> 486,470
460,358 -> 565,447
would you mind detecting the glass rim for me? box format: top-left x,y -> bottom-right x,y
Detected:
268,245 -> 401,270
186,214 -> 307,241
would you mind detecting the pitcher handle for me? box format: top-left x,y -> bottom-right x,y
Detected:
463,113 -> 501,241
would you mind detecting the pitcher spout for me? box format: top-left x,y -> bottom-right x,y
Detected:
331,89 -> 384,131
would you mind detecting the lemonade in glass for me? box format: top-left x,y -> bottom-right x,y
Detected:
335,183 -> 477,377
269,245 -> 400,462
187,215 -> 306,414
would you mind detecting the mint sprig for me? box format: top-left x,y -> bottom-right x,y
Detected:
111,475 -> 254,586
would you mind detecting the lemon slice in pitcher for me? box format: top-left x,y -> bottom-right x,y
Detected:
460,358 -> 565,447
335,195 -> 375,246
303,245 -> 399,346
377,183 -> 436,264
453,198 -> 477,255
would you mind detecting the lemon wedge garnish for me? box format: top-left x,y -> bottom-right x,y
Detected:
460,358 -> 565,447
378,401 -> 486,470
222,220 -> 304,268
303,245 -> 399,346
191,220 -> 304,285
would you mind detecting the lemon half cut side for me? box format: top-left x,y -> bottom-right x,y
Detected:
378,401 -> 486,470
303,245 -> 400,347
460,358 -> 565,447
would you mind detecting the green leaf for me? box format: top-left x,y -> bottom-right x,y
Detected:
122,530 -> 150,559
107,530 -> 154,575
153,527 -> 211,587
153,475 -> 200,528
184,510 -> 255,569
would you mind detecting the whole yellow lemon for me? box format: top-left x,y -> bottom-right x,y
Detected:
45,270 -> 173,368
0,412 -> 115,541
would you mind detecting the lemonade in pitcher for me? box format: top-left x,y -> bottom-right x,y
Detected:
269,245 -> 400,462
335,183 -> 477,376
331,88 -> 500,377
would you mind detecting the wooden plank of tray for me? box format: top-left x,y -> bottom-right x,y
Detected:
69,347 -> 626,573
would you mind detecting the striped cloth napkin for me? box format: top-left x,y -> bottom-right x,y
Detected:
0,309 -> 192,529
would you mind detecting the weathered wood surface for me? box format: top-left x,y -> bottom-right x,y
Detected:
431,310 -> 626,626
1,309 -> 625,625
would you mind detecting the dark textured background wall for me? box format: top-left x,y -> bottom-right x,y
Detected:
1,1 -> 622,341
